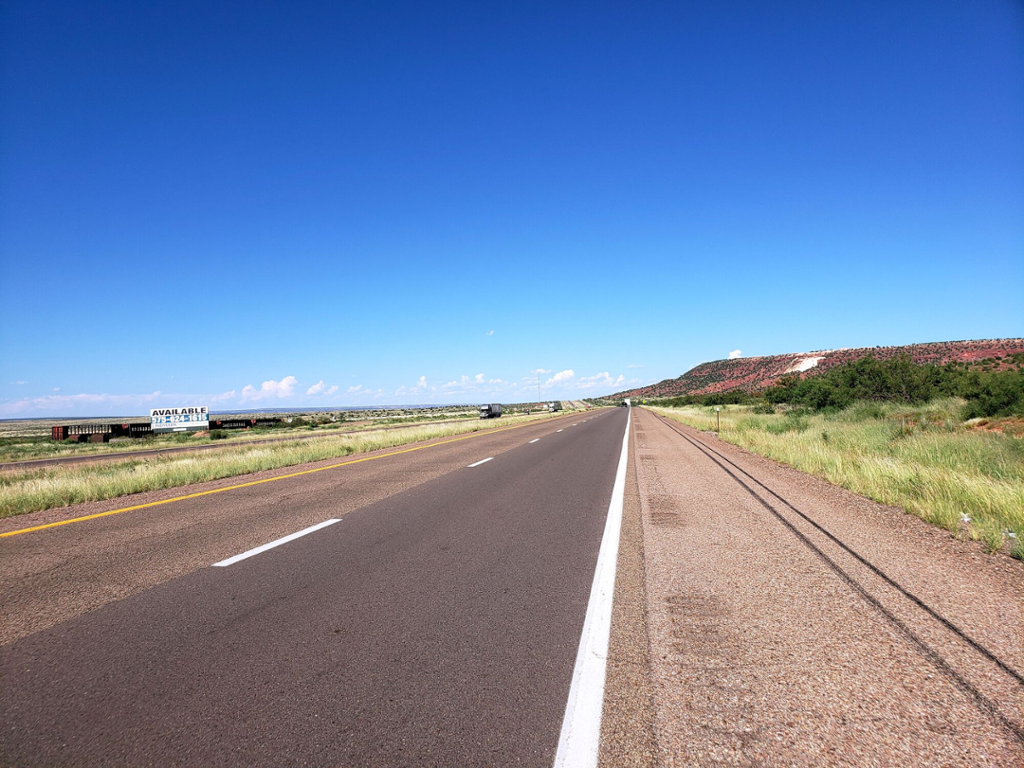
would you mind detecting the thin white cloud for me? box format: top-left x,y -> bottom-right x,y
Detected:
0,389 -> 238,418
547,369 -> 575,385
12,380 -> 26,385
347,384 -> 363,394
390,365 -> 640,402
531,368 -> 552,375
394,366 -> 634,402
435,371 -> 510,399
443,375 -> 473,390
241,376 -> 298,402
576,372 -> 626,389
627,364 -> 643,369
0,391 -> 160,417
729,349 -> 743,359
307,381 -> 339,397
395,376 -> 433,397
488,330 -> 494,336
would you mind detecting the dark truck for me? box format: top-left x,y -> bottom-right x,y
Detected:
479,403 -> 503,419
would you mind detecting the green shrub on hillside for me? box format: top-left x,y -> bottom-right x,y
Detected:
960,370 -> 1024,419
651,353 -> 1024,418
761,354 -> 1024,417
656,390 -> 756,408
764,355 -> 939,408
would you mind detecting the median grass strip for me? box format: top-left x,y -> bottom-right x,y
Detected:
649,400 -> 1024,560
0,413 -> 563,520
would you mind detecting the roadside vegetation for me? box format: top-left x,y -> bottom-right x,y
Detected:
646,354 -> 1024,560
0,409 -> 575,520
656,353 -> 1024,419
0,406 -> 505,463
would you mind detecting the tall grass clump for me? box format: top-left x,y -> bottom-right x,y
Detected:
649,401 -> 1024,559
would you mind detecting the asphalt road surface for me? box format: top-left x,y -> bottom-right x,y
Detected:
0,408 -> 626,766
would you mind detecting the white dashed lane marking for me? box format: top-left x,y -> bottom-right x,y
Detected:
213,519 -> 341,567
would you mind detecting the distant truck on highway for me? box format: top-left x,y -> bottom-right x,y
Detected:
479,403 -> 503,419
548,402 -> 561,412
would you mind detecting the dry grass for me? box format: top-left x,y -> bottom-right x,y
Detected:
649,400 -> 1024,560
0,412 -> 566,519
0,407 -> 489,462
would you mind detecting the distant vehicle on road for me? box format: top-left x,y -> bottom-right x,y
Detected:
548,402 -> 561,412
479,403 -> 503,419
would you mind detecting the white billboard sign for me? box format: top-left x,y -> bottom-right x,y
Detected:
150,406 -> 210,433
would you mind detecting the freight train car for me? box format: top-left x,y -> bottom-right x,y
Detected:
51,424 -> 117,443
51,417 -> 282,442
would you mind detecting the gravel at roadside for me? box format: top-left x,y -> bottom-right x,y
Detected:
631,407 -> 1023,766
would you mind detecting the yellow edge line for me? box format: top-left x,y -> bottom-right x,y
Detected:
0,414 -> 577,539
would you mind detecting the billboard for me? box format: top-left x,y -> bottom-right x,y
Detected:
150,406 -> 210,433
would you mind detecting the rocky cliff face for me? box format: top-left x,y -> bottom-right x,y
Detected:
612,338 -> 1024,400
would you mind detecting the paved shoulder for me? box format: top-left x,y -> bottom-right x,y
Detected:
633,407 -> 1023,765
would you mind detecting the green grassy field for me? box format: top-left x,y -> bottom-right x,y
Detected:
0,410 -> 574,520
0,406 -> 497,463
648,400 -> 1024,560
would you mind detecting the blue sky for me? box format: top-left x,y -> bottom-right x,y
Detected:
2,1 -> 1022,417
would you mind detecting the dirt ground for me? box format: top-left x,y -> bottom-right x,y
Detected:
604,407 -> 1023,767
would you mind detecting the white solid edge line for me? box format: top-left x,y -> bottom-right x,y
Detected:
467,457 -> 494,468
529,438 -> 540,443
212,518 -> 341,567
553,406 -> 631,768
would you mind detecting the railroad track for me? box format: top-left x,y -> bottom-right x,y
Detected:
648,408 -> 1024,745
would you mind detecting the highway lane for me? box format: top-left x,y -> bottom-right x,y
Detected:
0,410 -> 606,644
0,408 -> 625,765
